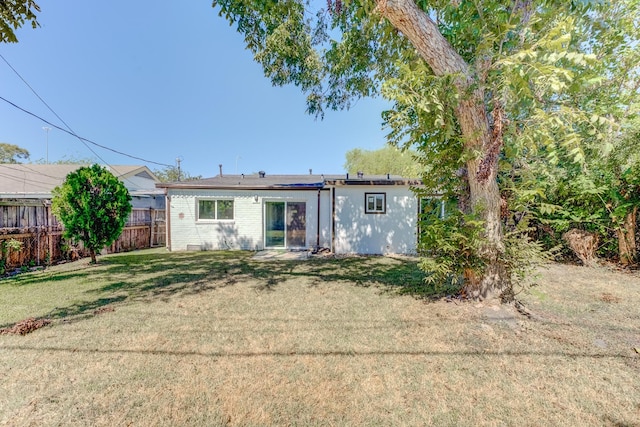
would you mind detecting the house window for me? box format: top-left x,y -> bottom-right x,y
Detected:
419,197 -> 457,222
420,198 -> 445,221
365,193 -> 386,214
197,199 -> 234,221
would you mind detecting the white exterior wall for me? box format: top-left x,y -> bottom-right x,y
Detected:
167,189 -> 331,251
333,186 -> 417,255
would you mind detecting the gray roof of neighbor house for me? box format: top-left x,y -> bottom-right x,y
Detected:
156,173 -> 421,190
0,164 -> 162,199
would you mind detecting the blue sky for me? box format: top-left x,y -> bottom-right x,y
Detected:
0,0 -> 391,178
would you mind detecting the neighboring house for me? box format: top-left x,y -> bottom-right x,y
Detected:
157,172 -> 422,255
0,164 -> 164,210
0,164 -> 166,267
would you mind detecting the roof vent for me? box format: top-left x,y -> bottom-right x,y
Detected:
357,171 -> 364,179
219,164 -> 223,177
258,171 -> 266,178
346,173 -> 349,179
309,168 -> 312,175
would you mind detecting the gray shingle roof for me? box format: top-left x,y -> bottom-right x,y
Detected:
0,164 -> 159,198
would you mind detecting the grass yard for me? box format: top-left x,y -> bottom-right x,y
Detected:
1,248 -> 639,426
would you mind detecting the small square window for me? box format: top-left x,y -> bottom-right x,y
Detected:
365,193 -> 386,214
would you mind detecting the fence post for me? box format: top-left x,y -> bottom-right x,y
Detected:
46,204 -> 52,265
150,208 -> 155,247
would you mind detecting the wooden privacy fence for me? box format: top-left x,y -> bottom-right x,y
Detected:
0,203 -> 165,270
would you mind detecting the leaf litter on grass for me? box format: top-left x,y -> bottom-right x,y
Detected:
0,317 -> 51,335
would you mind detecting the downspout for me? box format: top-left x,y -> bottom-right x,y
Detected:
331,186 -> 336,253
316,188 -> 321,250
165,193 -> 171,251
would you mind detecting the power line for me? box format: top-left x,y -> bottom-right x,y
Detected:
0,52 -> 173,169
0,163 -> 64,180
0,171 -> 57,190
0,52 -> 116,169
0,95 -> 173,167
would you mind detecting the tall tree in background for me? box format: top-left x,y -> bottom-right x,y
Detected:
153,165 -> 202,183
212,0 -> 618,300
52,165 -> 132,264
0,0 -> 40,43
33,155 -> 98,165
0,142 -> 30,163
344,146 -> 420,176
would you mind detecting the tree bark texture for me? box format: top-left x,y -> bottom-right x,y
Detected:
617,206 -> 637,266
378,0 -> 508,299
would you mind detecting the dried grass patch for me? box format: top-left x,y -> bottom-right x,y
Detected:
93,306 -> 115,315
600,292 -> 621,303
1,251 -> 639,426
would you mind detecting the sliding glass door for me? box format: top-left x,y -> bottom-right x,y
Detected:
265,201 -> 306,248
286,202 -> 306,248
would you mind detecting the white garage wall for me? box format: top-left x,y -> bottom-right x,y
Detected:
333,186 -> 418,255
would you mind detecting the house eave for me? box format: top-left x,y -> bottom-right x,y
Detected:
158,184 -> 325,191
326,179 -> 422,186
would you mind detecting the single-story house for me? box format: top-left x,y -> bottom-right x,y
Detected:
157,172 -> 423,255
0,164 -> 165,211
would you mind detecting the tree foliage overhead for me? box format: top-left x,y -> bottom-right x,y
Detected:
0,142 -> 30,163
52,164 -> 132,264
212,0 -> 640,299
0,0 -> 40,43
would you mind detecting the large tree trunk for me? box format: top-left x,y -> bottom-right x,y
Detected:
378,0 -> 508,300
617,206 -> 637,266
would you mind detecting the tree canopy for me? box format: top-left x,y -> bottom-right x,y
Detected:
212,0 -> 640,300
153,165 -> 203,183
0,0 -> 40,43
213,0 -> 640,298
0,142 -> 30,163
344,146 -> 420,176
52,164 -> 132,264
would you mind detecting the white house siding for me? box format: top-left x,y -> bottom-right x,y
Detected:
333,186 -> 417,255
167,189 -> 331,251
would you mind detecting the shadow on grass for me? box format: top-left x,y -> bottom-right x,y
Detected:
1,250 -> 447,326
4,271 -> 93,286
48,296 -> 128,320
3,344 -> 636,361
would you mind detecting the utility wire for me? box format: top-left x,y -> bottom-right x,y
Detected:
0,171 -> 57,190
0,95 -> 173,168
0,52 -> 115,169
0,163 -> 67,180
0,52 -> 173,168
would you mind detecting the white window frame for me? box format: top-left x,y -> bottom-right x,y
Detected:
196,198 -> 234,222
365,192 -> 386,214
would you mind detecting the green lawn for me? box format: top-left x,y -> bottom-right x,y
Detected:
1,249 -> 639,426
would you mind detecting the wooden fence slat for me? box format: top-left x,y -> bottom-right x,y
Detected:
1,206 -> 165,270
